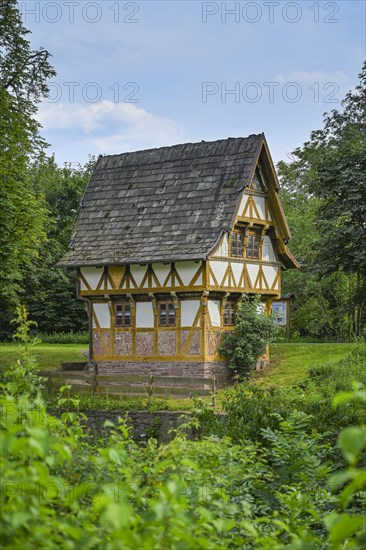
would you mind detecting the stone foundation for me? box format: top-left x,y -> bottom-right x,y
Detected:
91,360 -> 232,385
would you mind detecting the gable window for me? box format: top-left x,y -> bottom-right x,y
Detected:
115,303 -> 131,327
251,173 -> 262,191
159,301 -> 176,326
251,167 -> 266,191
231,230 -> 243,257
246,230 -> 260,259
224,302 -> 236,326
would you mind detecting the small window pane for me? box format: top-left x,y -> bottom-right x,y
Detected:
116,305 -> 123,326
168,303 -> 175,325
124,305 -> 131,326
159,303 -> 167,325
224,302 -> 235,325
232,231 -> 243,257
115,303 -> 132,327
247,231 -> 260,259
159,302 -> 176,326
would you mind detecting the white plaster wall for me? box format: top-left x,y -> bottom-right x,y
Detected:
210,260 -> 228,286
181,300 -> 200,327
93,303 -> 110,328
238,194 -> 249,216
136,302 -> 154,328
253,196 -> 266,219
262,236 -> 276,262
231,262 -> 243,287
208,300 -> 221,327
176,261 -> 201,286
212,234 -> 229,258
263,265 -> 278,288
81,267 -> 104,290
130,264 -> 147,287
256,303 -> 266,315
152,263 -> 171,286
247,264 -> 259,287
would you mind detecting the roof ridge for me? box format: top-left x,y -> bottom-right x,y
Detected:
98,134 -> 263,160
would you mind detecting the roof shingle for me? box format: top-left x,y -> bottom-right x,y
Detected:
57,135 -> 263,267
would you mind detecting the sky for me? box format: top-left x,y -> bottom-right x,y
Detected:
21,0 -> 366,165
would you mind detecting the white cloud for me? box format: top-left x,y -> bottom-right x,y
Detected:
37,100 -> 182,159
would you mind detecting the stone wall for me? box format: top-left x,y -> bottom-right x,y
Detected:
91,360 -> 231,384
74,410 -> 191,443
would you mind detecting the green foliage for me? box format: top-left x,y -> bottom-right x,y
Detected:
1,310 -> 365,549
0,156 -> 94,339
220,295 -> 278,377
35,331 -> 89,344
323,384 -> 366,549
3,306 -> 43,399
23,156 -> 94,335
47,392 -> 169,412
210,344 -> 366,442
0,1 -> 55,310
278,62 -> 366,340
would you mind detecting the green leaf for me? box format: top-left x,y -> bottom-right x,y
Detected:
325,512 -> 365,544
338,426 -> 366,462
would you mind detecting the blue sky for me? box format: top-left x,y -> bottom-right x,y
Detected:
21,0 -> 365,165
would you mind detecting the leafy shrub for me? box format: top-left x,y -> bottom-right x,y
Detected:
46,391 -> 169,412
1,308 -> 365,549
35,331 -> 89,344
205,344 -> 366,444
220,295 -> 278,378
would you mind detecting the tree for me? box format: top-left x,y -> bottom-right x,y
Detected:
24,156 -> 95,334
0,0 -> 56,311
220,296 -> 278,377
278,62 -> 366,338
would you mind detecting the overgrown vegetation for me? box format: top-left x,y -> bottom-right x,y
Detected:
1,309 -> 365,549
192,343 -> 366,449
220,295 -> 278,377
34,331 -> 89,344
278,62 -> 366,341
47,391 -> 170,412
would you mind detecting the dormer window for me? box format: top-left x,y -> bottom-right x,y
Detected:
252,174 -> 262,191
246,230 -> 260,259
251,167 -> 266,191
231,230 -> 243,257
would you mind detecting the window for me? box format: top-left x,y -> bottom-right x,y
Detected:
224,302 -> 236,326
246,230 -> 260,259
231,230 -> 243,257
115,303 -> 131,327
251,167 -> 266,191
251,173 -> 262,191
159,301 -> 176,326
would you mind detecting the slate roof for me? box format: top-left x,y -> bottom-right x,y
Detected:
57,134 -> 267,267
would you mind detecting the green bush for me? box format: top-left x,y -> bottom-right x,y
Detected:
220,295 -> 278,378
206,344 -> 366,443
35,331 -> 88,344
1,308 -> 365,549
46,391 -> 169,412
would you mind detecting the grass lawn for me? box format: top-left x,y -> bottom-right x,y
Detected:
0,342 -> 357,411
254,342 -> 356,387
0,343 -> 88,371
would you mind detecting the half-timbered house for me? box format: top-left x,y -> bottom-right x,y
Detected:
57,134 -> 298,381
